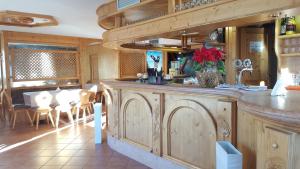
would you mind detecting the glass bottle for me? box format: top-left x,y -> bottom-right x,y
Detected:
280,15 -> 287,35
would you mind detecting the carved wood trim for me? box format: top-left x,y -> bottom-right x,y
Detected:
216,100 -> 237,145
152,92 -> 164,156
104,88 -> 120,137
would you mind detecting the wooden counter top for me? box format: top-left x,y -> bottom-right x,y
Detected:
101,79 -> 300,127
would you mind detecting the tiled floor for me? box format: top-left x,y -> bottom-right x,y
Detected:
0,121 -> 150,169
0,114 -> 77,147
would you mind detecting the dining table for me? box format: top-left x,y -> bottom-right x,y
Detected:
23,88 -> 82,108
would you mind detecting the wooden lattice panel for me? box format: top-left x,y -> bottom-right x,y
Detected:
120,51 -> 146,78
11,48 -> 79,81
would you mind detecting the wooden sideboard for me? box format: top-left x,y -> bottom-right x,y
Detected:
102,80 -> 300,169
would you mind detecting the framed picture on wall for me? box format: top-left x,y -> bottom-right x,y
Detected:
146,50 -> 163,71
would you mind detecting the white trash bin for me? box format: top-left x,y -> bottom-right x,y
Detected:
216,141 -> 242,169
93,103 -> 102,144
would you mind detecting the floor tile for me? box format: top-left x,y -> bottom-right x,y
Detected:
56,149 -> 78,156
45,157 -> 70,165
39,165 -> 63,169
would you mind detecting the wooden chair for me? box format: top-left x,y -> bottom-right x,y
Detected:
31,91 -> 55,130
0,91 -> 5,121
73,90 -> 92,123
88,91 -> 96,114
2,90 -> 33,129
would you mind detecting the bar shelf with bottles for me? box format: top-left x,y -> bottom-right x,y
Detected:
279,15 -> 300,57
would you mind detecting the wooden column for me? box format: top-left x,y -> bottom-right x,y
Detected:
225,27 -> 239,84
168,0 -> 176,14
115,15 -> 122,28
0,32 -> 5,92
1,32 -> 10,95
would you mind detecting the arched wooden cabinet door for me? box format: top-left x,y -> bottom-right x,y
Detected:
120,93 -> 153,151
163,99 -> 217,169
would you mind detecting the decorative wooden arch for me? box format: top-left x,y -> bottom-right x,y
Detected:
120,93 -> 153,151
163,99 -> 217,168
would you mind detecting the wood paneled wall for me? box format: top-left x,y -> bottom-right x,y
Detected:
78,43 -> 120,83
0,31 -> 101,93
81,44 -> 99,84
76,43 -> 146,82
97,46 -> 119,80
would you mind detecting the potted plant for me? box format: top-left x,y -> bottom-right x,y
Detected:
192,47 -> 225,88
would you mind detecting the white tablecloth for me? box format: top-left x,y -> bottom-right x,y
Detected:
23,89 -> 81,108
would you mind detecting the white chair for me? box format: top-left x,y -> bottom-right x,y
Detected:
32,91 -> 55,129
54,90 -> 74,128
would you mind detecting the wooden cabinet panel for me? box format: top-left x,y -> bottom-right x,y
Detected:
265,128 -> 290,168
216,100 -> 237,145
165,100 -> 216,169
121,93 -> 152,149
257,125 -> 296,169
163,94 -> 236,169
119,90 -> 162,154
237,111 -> 258,169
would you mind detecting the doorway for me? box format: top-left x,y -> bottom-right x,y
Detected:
239,23 -> 277,88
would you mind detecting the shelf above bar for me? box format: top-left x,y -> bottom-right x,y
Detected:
280,53 -> 300,57
279,33 -> 300,39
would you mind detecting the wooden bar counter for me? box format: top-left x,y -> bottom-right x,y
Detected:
101,80 -> 300,169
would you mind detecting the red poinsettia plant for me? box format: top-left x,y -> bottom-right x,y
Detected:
192,47 -> 225,75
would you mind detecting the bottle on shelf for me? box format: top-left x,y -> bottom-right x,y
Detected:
286,16 -> 297,35
280,15 -> 287,35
